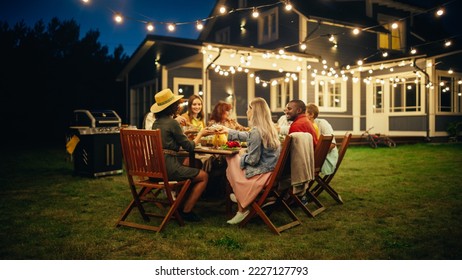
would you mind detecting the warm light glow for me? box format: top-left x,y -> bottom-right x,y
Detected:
146,23 -> 154,32
448,69 -> 453,74
357,60 -> 363,66
278,49 -> 285,55
300,43 -> 307,50
382,52 -> 388,57
436,8 -> 444,17
329,35 -> 335,42
352,28 -> 360,35
445,40 -> 452,47
410,48 -> 417,54
167,23 -> 175,32
114,13 -> 123,23
252,7 -> 259,18
219,6 -> 227,14
196,21 -> 204,30
391,22 -> 399,29
284,1 -> 293,11
81,0 -> 90,3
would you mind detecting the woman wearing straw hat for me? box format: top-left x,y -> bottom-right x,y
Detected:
151,88 -> 214,222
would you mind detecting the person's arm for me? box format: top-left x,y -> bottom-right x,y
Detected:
240,129 -> 262,168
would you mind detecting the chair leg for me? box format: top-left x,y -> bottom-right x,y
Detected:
314,178 -> 344,204
287,187 -> 326,218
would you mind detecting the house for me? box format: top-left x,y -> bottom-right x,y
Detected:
117,0 -> 462,141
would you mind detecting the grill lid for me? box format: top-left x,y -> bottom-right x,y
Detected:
73,110 -> 121,128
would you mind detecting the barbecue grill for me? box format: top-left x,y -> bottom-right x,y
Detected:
69,109 -> 123,177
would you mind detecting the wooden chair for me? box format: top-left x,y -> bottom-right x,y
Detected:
116,128 -> 191,233
286,134 -> 333,218
311,132 -> 352,204
238,135 -> 301,235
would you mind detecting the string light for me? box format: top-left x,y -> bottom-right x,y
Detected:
252,7 -> 259,18
196,21 -> 204,31
145,22 -> 154,32
436,8 -> 445,16
167,23 -> 175,32
80,0 -> 460,88
113,13 -> 123,24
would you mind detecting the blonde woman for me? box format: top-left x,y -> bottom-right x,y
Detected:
219,97 -> 281,224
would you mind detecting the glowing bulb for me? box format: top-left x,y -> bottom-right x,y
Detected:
219,6 -> 226,14
445,40 -> 452,47
114,13 -> 123,23
436,8 -> 444,17
196,21 -> 204,30
300,43 -> 307,50
167,23 -> 175,32
81,0 -> 90,3
329,35 -> 335,42
285,1 -> 293,11
391,22 -> 399,29
410,48 -> 417,54
146,23 -> 154,32
357,60 -> 363,66
252,7 -> 259,18
352,28 -> 360,35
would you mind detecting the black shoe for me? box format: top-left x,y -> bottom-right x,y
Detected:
179,211 -> 202,222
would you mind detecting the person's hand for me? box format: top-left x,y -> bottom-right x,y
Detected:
175,115 -> 187,126
198,127 -> 214,137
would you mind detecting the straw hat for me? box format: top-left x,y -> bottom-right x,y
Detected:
150,88 -> 184,113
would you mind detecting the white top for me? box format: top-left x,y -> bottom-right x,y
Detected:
277,115 -> 292,136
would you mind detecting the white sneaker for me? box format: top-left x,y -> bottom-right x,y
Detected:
226,210 -> 250,225
229,193 -> 237,203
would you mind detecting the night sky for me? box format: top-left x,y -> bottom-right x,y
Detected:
0,0 -> 217,56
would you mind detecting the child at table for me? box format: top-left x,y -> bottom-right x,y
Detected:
218,97 -> 281,224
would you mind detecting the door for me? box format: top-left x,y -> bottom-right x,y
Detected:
366,82 -> 389,134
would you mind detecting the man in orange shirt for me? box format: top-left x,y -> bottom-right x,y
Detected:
285,99 -> 318,147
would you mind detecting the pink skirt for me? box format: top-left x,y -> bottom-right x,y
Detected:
226,154 -> 272,209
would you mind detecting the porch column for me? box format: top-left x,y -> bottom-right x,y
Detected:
352,72 -> 361,134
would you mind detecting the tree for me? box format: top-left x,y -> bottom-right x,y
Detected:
0,18 -> 129,147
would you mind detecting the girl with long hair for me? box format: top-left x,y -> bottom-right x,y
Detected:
219,97 -> 281,224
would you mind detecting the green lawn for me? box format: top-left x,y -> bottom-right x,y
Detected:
1,143 -> 461,259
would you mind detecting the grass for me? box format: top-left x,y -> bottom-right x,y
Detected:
0,143 -> 461,259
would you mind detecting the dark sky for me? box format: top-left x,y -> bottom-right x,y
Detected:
0,0 -> 217,56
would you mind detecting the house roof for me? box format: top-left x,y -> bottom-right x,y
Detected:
117,35 -> 203,81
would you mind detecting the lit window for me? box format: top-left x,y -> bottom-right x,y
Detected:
314,76 -> 347,112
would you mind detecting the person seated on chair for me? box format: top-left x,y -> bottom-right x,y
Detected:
180,94 -> 206,131
275,105 -> 292,136
285,99 -> 318,147
144,108 -> 187,130
208,100 -> 249,131
151,88 -> 215,222
218,98 -> 281,225
306,103 -> 339,175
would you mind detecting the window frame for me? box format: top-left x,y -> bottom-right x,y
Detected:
377,14 -> 405,51
313,76 -> 347,112
270,77 -> 293,112
258,7 -> 279,45
437,71 -> 462,113
215,27 -> 230,44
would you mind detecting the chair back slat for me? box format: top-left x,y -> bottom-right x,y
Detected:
256,135 -> 292,205
314,134 -> 334,173
117,128 -> 192,232
120,129 -> 167,181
